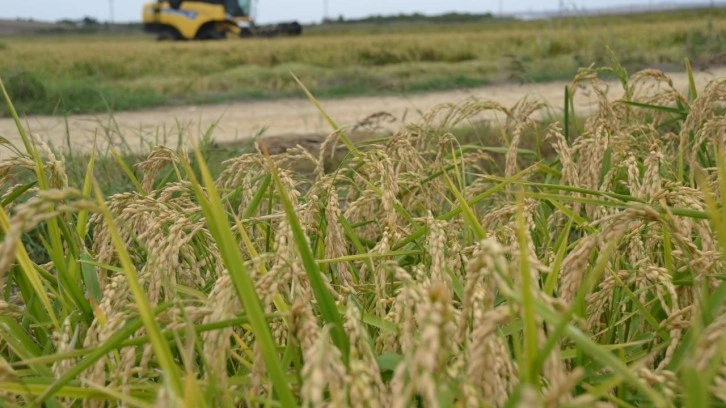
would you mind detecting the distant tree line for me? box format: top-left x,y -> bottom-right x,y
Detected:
322,12 -> 502,26
48,17 -> 141,34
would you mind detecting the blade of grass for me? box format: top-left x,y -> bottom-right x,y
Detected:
531,229 -> 621,381
620,100 -> 687,116
579,380 -> 639,408
684,58 -> 698,102
442,170 -> 485,241
45,179 -> 185,402
181,145 -> 296,407
564,85 -> 571,145
235,215 -> 291,315
1,381 -> 154,404
110,148 -> 146,195
393,164 -> 535,250
17,313 -> 266,368
54,219 -> 92,317
290,71 -> 359,156
683,363 -> 710,408
460,145 -> 538,156
263,145 -> 350,364
0,205 -> 59,329
80,251 -> 103,305
0,316 -> 53,377
335,304 -> 397,334
351,168 -> 418,226
527,192 -> 708,219
36,302 -> 172,402
76,137 -> 98,238
80,379 -> 156,408
482,176 -> 645,203
0,181 -> 36,207
0,77 -> 35,158
338,214 -> 368,283
242,174 -> 272,219
531,296 -> 668,407
516,191 -> 538,386
545,199 -> 592,231
316,250 -> 421,264
1,80 -> 70,315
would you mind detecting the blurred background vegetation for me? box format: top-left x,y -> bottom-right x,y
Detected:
0,7 -> 724,116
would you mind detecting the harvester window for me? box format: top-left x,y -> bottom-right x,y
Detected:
225,0 -> 249,17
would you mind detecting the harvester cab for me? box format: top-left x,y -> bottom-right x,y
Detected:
142,0 -> 302,40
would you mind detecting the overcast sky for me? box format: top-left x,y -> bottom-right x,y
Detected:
2,1 -> 721,24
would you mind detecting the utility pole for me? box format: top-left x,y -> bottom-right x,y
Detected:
323,0 -> 329,22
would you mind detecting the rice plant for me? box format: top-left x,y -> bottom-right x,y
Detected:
1,60 -> 726,407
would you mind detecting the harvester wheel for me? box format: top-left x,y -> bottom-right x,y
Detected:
156,26 -> 183,41
196,25 -> 226,40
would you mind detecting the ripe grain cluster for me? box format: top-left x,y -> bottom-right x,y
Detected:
1,65 -> 726,407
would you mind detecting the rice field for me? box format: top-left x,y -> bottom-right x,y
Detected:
1,7 -> 725,116
1,56 -> 726,407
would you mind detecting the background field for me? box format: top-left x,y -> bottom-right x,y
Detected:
1,8 -> 724,116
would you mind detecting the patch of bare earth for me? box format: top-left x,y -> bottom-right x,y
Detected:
0,67 -> 724,157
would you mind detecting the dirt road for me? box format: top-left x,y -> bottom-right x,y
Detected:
1,67 -> 724,158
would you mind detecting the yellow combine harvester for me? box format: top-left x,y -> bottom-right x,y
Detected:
142,0 -> 302,40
